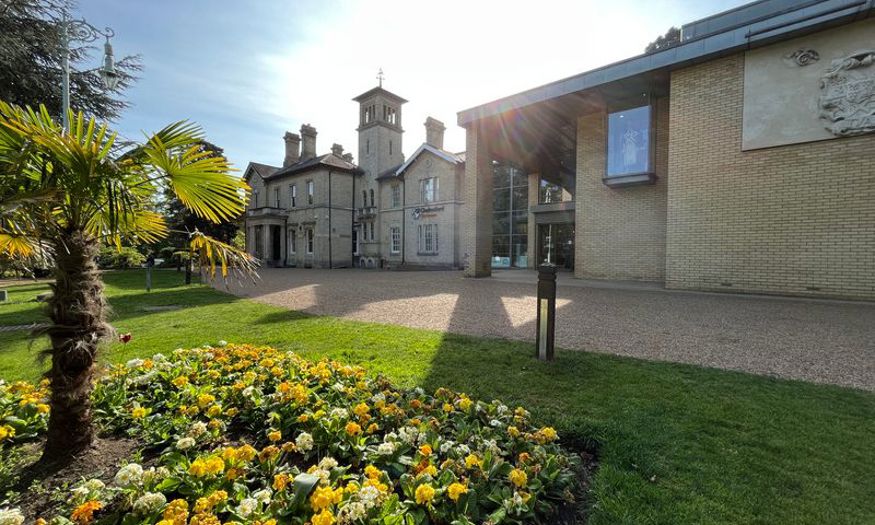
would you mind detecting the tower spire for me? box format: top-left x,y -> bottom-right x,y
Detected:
377,67 -> 384,88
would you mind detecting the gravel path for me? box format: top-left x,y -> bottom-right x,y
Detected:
225,268 -> 875,391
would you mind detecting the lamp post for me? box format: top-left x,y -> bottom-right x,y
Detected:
59,12 -> 120,131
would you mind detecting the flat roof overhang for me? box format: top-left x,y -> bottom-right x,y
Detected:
458,0 -> 874,127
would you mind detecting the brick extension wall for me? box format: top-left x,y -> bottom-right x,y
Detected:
667,54 -> 875,300
575,96 -> 670,281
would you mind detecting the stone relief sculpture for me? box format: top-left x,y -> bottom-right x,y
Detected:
818,50 -> 875,137
784,48 -> 819,66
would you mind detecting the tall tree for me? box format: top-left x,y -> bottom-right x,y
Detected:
0,101 -> 256,461
0,0 -> 141,121
645,26 -> 681,54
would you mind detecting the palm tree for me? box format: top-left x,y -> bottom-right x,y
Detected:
0,101 -> 257,461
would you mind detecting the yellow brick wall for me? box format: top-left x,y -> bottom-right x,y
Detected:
575,96 -> 670,280
667,53 -> 875,300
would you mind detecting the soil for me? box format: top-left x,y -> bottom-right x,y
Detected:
3,436 -> 140,521
555,445 -> 599,524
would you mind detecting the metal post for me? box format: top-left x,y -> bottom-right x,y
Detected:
535,264 -> 557,361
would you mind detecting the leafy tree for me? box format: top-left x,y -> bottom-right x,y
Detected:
0,101 -> 257,461
0,0 -> 141,121
645,26 -> 681,54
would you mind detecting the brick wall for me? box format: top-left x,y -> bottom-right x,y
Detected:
575,96 -> 670,280
667,54 -> 875,300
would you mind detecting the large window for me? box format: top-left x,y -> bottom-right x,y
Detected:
607,105 -> 652,177
420,177 -> 437,203
369,189 -> 375,207
390,226 -> 401,254
418,224 -> 438,254
391,184 -> 401,208
306,228 -> 314,254
307,180 -> 314,205
290,185 -> 297,208
492,163 -> 528,268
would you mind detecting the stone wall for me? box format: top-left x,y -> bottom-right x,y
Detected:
666,53 -> 875,300
574,96 -> 670,280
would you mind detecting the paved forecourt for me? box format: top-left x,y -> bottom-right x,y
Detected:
225,268 -> 875,391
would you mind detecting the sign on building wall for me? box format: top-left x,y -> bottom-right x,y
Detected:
742,18 -> 875,150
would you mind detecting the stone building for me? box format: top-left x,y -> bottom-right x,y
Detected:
458,0 -> 875,300
244,85 -> 465,269
243,125 -> 360,269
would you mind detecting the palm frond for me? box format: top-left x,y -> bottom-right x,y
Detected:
189,231 -> 259,283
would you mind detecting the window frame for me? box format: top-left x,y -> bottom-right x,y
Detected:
420,177 -> 437,204
418,224 -> 438,255
306,228 -> 314,254
603,103 -> 657,187
390,226 -> 401,254
391,184 -> 401,208
306,180 -> 314,205
290,184 -> 297,208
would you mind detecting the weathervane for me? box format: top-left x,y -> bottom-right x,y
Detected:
377,68 -> 384,87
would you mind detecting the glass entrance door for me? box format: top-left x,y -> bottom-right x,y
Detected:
537,223 -> 574,270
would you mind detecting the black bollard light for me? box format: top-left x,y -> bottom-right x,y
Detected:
536,264 -> 557,361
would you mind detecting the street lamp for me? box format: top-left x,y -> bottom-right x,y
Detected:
59,12 -> 119,131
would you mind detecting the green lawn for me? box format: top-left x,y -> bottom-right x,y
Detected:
1,270 -> 873,524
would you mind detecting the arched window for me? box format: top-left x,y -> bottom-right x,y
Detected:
369,189 -> 375,207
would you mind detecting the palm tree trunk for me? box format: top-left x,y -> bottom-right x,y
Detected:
42,230 -> 112,461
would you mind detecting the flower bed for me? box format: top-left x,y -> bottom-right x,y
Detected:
1,343 -> 581,524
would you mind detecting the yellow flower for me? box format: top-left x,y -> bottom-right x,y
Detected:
417,464 -> 437,478
419,444 -> 432,457
197,393 -> 216,408
273,473 -> 291,491
508,426 -> 520,438
447,482 -> 468,502
464,454 -> 482,469
415,484 -> 435,505
509,468 -> 528,488
172,376 -> 188,387
458,396 -> 472,411
206,404 -> 222,417
36,403 -> 50,414
364,465 -> 381,479
267,429 -> 282,442
188,459 -> 208,477
345,421 -> 362,436
130,406 -> 147,419
353,403 -> 370,418
311,509 -> 335,525
163,499 -> 189,524
0,425 -> 15,441
442,403 -> 454,413
310,486 -> 340,511
540,426 -> 558,441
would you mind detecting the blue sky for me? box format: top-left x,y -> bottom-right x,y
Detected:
75,0 -> 749,171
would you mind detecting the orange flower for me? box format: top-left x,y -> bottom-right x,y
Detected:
71,500 -> 102,524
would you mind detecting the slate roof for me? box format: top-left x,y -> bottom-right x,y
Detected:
376,144 -> 465,182
244,162 -> 279,181
246,154 -> 361,182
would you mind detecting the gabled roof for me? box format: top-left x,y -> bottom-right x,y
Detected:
378,143 -> 464,182
243,162 -> 279,181
458,0 -> 874,125
250,153 -> 361,182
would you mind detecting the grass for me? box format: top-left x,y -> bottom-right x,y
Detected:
1,269 -> 873,524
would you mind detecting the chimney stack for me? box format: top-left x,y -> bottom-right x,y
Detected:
300,124 -> 317,160
331,143 -> 344,157
424,117 -> 446,150
342,152 -> 354,164
283,131 -> 300,167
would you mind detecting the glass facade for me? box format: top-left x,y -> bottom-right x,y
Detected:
492,163 -> 528,268
607,105 -> 652,177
